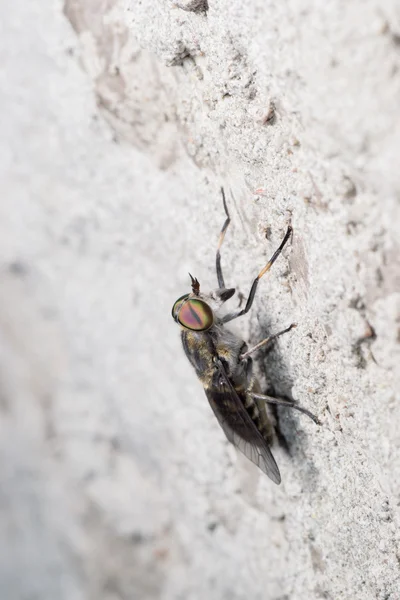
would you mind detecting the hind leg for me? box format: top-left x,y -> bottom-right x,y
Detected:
250,392 -> 320,424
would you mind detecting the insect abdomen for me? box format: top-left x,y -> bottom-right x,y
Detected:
243,388 -> 274,446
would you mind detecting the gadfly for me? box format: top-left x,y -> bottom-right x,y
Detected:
171,189 -> 319,484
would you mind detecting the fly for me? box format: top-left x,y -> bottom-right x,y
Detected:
171,188 -> 319,484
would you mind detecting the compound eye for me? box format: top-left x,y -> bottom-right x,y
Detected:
171,294 -> 190,320
177,298 -> 214,331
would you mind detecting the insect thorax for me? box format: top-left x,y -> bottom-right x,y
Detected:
181,324 -> 249,390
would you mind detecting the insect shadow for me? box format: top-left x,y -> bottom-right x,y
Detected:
256,330 -> 320,486
171,188 -> 320,485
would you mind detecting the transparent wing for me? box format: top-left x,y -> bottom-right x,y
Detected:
205,358 -> 281,484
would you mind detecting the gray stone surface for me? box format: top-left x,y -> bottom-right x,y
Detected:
1,0 -> 400,599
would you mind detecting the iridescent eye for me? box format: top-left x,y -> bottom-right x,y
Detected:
171,294 -> 190,320
177,298 -> 214,331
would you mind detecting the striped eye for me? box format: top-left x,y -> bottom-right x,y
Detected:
173,297 -> 214,331
178,298 -> 214,331
171,294 -> 190,321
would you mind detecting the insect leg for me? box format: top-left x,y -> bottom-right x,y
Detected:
222,226 -> 292,324
240,323 -> 297,360
216,187 -> 231,289
251,392 -> 320,425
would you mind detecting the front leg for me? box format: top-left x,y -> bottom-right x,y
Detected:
222,226 -> 292,324
216,187 -> 231,289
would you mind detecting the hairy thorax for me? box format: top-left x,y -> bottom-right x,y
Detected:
181,323 -> 249,390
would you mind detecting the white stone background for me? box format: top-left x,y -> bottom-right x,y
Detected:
1,1 -> 400,599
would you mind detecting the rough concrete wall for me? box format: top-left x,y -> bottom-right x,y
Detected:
1,1 -> 400,599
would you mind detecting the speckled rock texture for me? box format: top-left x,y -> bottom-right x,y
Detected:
1,1 -> 400,599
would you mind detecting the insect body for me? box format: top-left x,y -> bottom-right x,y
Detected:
172,189 -> 318,484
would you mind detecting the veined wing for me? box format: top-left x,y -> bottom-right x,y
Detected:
205,358 -> 281,484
